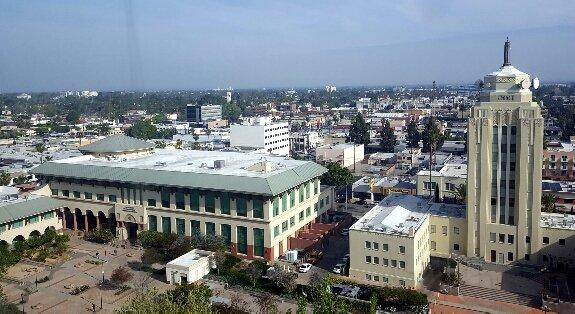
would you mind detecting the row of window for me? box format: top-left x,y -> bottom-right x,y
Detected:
430,225 -> 459,236
148,215 -> 265,257
0,211 -> 55,233
365,255 -> 406,268
52,189 -> 118,202
274,205 -> 316,237
272,180 -> 322,217
489,233 -> 515,244
365,274 -> 406,287
365,241 -> 405,254
430,241 -> 460,251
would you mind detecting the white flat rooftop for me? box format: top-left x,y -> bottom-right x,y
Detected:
350,194 -> 465,236
167,249 -> 212,268
417,163 -> 467,178
51,149 -> 307,178
540,213 -> 575,230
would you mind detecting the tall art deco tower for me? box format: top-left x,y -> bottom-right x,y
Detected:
466,39 -> 543,264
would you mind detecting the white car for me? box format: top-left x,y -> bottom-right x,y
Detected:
299,263 -> 312,273
333,263 -> 345,274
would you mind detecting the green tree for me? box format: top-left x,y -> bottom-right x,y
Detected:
34,143 -> 46,163
65,111 -> 80,124
421,117 -> 444,153
321,162 -> 353,187
312,280 -> 349,314
296,295 -> 307,314
116,286 -> 212,314
0,286 -> 19,313
126,120 -> 158,140
348,113 -> 370,145
379,119 -> 396,153
454,183 -> 467,205
406,119 -> 420,149
0,171 -> 11,186
222,103 -> 242,122
255,292 -> 278,314
542,194 -> 558,213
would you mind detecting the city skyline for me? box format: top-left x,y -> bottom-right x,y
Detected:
1,1 -> 574,92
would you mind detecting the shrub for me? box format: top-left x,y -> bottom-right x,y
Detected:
34,248 -> 50,262
114,285 -> 131,295
36,276 -> 50,283
85,228 -> 115,244
85,259 -> 104,265
70,285 -> 90,295
111,266 -> 133,284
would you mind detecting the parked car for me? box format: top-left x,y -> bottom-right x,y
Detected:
340,229 -> 349,236
299,263 -> 312,273
333,263 -> 345,274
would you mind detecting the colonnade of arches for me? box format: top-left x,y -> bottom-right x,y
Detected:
60,208 -> 116,234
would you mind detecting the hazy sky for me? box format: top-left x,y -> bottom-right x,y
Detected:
1,0 -> 574,92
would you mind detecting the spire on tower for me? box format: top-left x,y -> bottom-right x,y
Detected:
503,37 -> 511,67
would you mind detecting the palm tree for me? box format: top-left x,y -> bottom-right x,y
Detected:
541,194 -> 558,213
454,183 -> 467,204
34,143 -> 46,163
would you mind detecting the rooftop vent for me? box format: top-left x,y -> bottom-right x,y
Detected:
214,160 -> 225,169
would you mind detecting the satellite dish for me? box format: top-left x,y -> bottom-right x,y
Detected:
521,80 -> 531,89
532,77 -> 540,90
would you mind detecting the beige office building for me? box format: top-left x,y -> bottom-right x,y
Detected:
31,135 -> 334,262
466,40 -> 544,264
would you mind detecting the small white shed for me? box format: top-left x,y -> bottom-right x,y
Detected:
166,249 -> 214,284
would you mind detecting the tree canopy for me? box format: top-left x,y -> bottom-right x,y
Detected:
321,162 -> 354,187
421,117 -> 444,153
406,119 -> 420,149
348,113 -> 370,145
379,119 -> 396,153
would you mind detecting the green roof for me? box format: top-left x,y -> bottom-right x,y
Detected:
0,196 -> 63,225
79,134 -> 155,154
31,161 -> 327,196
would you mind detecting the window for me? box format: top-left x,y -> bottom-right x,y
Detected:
365,274 -> 372,281
176,218 -> 186,236
190,190 -> 200,211
162,217 -> 171,233
299,186 -> 304,202
62,190 -> 70,197
453,227 -> 460,235
559,239 -> 566,245
499,234 -> 505,243
365,256 -> 372,263
205,222 -> 215,236
191,220 -> 200,236
147,199 -> 157,207
237,226 -> 248,254
399,246 -> 405,254
314,203 -> 318,212
108,195 -> 117,202
148,215 -> 157,232
442,226 -> 447,235
290,190 -> 296,207
96,194 -> 104,201
383,259 -> 389,266
290,216 -> 295,227
299,211 -> 304,221
273,197 -> 280,217
28,215 -> 39,224
306,207 -> 311,217
220,193 -> 230,214
383,277 -> 389,283
424,182 -> 436,190
282,220 -> 288,232
236,197 -> 247,216
42,211 -> 55,220
282,193 -> 288,212
252,198 -> 264,219
453,244 -> 460,251
399,280 -> 405,287
73,191 -> 81,198
221,224 -> 231,248
391,260 -> 397,267
431,241 -> 436,251
84,192 -> 92,199
399,261 -> 406,269
382,243 -> 388,251
11,220 -> 23,229
507,235 -> 514,244
161,189 -> 171,208
543,237 -> 549,244
374,276 -> 379,282
305,183 -> 310,198
314,180 -> 319,194
526,236 -> 531,243
365,241 -> 371,249
507,252 -> 514,261
430,225 -> 436,233
274,226 -> 280,237
373,257 -> 379,264
204,192 -> 215,213
489,232 -> 496,242
253,228 -> 264,257
373,242 -> 379,250
176,190 -> 186,210
524,254 -> 530,261
51,189 -> 58,196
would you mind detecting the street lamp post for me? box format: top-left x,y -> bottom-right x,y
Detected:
101,270 -> 105,284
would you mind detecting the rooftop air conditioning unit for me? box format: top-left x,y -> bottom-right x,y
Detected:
214,160 -> 225,169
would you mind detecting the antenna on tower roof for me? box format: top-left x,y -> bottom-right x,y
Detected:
503,38 -> 511,67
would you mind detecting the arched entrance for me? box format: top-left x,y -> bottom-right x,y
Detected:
29,230 -> 41,238
63,208 -> 75,230
75,209 -> 85,231
12,235 -> 25,245
124,214 -> 139,242
97,211 -> 109,229
86,210 -> 97,231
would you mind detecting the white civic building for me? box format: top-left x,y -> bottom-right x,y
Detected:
230,118 -> 289,156
166,249 -> 214,284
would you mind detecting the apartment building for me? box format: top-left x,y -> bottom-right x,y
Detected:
416,163 -> 467,202
315,144 -> 364,168
542,139 -> 575,181
31,135 -> 334,261
186,104 -> 222,124
230,121 -> 289,156
289,131 -> 322,155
